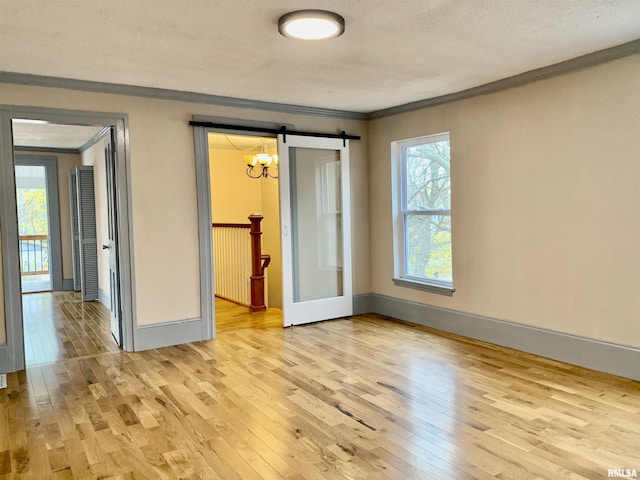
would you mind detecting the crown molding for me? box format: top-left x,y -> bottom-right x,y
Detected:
1,38 -> 638,122
0,72 -> 367,121
368,38 -> 640,119
13,145 -> 80,154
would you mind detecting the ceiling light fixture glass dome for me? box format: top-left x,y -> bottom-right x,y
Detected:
278,10 -> 345,40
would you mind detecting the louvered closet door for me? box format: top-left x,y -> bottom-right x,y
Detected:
76,166 -> 99,301
69,170 -> 82,292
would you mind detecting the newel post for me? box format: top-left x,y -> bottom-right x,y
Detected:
248,214 -> 270,312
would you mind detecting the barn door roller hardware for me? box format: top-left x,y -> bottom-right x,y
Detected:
188,121 -> 359,146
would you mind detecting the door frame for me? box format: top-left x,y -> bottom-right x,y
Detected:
0,106 -> 136,372
192,115 -> 292,336
14,155 -> 64,291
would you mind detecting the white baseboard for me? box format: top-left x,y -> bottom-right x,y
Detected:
98,288 -> 110,310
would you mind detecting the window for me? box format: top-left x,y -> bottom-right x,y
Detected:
392,133 -> 453,295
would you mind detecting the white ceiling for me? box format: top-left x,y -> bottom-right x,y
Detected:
12,121 -> 105,149
208,133 -> 277,153
1,1 -> 639,113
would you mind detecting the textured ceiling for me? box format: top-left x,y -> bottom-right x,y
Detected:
12,121 -> 105,149
1,0 -> 639,113
208,133 -> 277,153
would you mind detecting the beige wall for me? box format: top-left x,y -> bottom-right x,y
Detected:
0,83 -> 368,329
209,144 -> 282,308
210,148 -> 263,222
18,151 -> 82,281
369,53 -> 640,348
0,53 -> 636,352
81,138 -> 110,295
260,164 -> 282,309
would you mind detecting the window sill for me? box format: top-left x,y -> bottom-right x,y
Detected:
392,277 -> 455,296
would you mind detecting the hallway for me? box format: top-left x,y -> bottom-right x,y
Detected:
22,291 -> 118,366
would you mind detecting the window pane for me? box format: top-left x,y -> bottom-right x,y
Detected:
405,140 -> 450,210
290,147 -> 343,302
405,214 -> 452,282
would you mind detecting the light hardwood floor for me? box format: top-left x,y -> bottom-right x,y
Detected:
1,292 -> 638,478
22,291 -> 119,366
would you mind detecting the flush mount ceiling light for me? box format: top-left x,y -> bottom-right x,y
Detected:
278,10 -> 345,40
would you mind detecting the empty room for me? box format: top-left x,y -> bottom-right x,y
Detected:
0,2 -> 639,479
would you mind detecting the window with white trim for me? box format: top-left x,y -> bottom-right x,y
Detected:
393,133 -> 453,294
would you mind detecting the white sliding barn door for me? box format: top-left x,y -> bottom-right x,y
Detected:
75,166 -> 99,301
278,134 -> 352,327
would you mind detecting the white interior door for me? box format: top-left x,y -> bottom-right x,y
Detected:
104,132 -> 122,347
278,134 -> 352,326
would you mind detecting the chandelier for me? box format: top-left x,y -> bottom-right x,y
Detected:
246,142 -> 278,179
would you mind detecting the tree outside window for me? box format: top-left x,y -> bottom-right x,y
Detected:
15,164 -> 49,274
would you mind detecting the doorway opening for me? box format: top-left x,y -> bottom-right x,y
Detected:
193,118 -> 355,335
14,122 -> 119,366
15,162 -> 53,293
207,132 -> 283,332
0,108 -> 134,373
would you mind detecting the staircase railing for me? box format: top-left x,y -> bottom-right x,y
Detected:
212,215 -> 270,311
